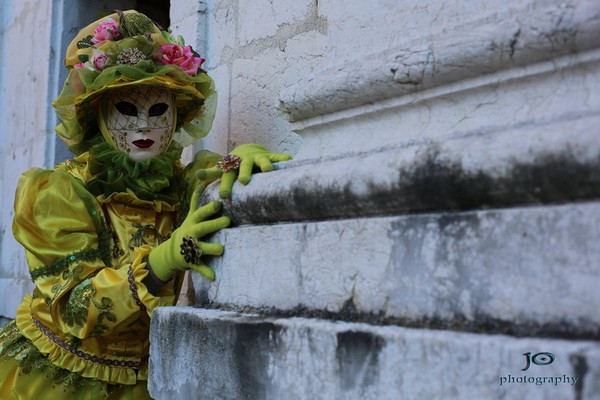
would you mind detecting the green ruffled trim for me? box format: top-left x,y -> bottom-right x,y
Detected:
0,321 -> 115,395
86,141 -> 185,203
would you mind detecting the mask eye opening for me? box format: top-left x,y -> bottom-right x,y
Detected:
149,103 -> 170,117
115,101 -> 138,117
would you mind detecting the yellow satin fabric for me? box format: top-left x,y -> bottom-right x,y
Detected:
0,353 -> 151,399
2,153 -> 183,397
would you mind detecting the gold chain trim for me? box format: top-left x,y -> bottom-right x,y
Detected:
31,316 -> 145,369
128,265 -> 147,312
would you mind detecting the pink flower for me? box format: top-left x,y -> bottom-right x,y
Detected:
73,50 -> 110,71
91,18 -> 120,44
157,44 -> 205,75
92,53 -> 109,70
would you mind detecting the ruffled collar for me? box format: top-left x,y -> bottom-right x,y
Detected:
86,141 -> 184,204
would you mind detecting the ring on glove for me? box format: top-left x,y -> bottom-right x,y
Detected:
180,236 -> 203,265
216,155 -> 242,172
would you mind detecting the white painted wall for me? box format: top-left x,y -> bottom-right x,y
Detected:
0,0 -> 52,322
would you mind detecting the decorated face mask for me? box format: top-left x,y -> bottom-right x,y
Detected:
100,86 -> 176,161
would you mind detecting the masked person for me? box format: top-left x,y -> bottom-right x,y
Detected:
0,10 -> 290,399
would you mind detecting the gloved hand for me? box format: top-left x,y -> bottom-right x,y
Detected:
197,144 -> 292,199
148,190 -> 230,282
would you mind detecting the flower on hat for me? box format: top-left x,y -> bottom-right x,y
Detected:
116,47 -> 146,65
91,18 -> 121,44
93,52 -> 110,70
73,49 -> 110,71
71,15 -> 206,77
156,44 -> 205,76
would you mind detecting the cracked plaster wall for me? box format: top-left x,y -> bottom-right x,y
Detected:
171,0 -> 600,162
154,0 -> 600,398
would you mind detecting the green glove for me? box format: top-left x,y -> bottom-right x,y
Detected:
197,144 -> 292,199
148,192 -> 230,282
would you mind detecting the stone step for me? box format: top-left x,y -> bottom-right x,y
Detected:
194,201 -> 600,338
201,111 -> 600,225
148,307 -> 600,400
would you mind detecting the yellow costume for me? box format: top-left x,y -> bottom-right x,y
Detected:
0,10 -> 219,399
0,147 -> 220,398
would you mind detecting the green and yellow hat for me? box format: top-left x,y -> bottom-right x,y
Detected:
52,10 -> 216,155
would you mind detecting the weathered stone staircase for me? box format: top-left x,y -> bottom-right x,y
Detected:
148,1 -> 600,398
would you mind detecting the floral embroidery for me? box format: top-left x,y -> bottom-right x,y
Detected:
129,223 -> 169,249
49,263 -> 85,305
60,276 -> 117,335
89,296 -> 117,337
62,278 -> 95,327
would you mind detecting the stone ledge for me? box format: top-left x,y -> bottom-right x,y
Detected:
279,0 -> 600,121
194,201 -> 600,337
149,307 -> 600,400
201,114 -> 600,225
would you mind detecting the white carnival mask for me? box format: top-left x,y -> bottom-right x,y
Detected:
100,86 -> 176,161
